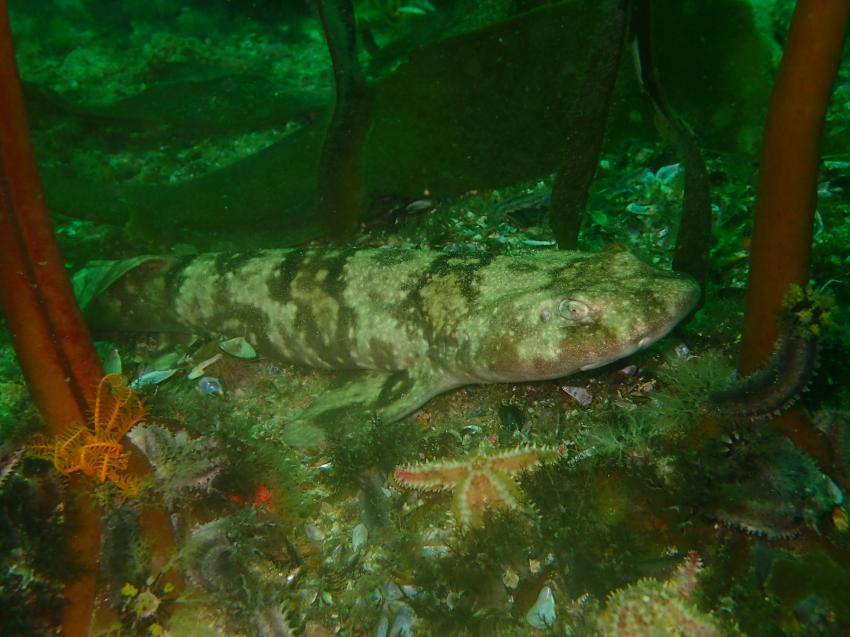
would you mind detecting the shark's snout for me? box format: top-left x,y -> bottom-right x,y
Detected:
634,271 -> 700,350
579,267 -> 699,372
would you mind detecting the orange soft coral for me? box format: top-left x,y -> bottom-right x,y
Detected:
29,374 -> 148,495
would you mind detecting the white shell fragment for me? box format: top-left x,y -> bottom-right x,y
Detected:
187,353 -> 223,380
405,199 -> 433,212
352,523 -> 368,553
523,239 -> 557,247
388,605 -> 413,637
103,348 -> 122,375
655,162 -> 682,184
305,523 -> 325,542
625,202 -> 652,215
373,615 -> 389,637
382,581 -> 403,601
525,585 -> 557,629
219,336 -> 257,359
561,385 -> 592,406
129,369 -> 177,389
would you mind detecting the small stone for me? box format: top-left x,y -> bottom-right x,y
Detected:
305,523 -> 325,542
400,584 -> 417,599
626,202 -> 652,215
382,581 -> 403,601
655,162 -> 682,184
526,585 -> 557,629
421,545 -> 449,559
502,567 -> 519,590
103,348 -> 122,375
352,523 -> 368,553
372,615 -> 389,637
405,199 -> 433,212
562,385 -> 592,406
389,604 -> 413,637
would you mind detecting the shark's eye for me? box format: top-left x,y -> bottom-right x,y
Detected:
558,299 -> 589,321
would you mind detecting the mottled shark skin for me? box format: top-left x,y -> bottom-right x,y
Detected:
82,248 -> 699,446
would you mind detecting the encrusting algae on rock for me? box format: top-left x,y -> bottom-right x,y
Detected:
394,444 -> 563,527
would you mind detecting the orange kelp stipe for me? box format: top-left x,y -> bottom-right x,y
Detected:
739,0 -> 850,464
0,4 -> 103,442
742,0 -> 850,372
0,1 -> 105,634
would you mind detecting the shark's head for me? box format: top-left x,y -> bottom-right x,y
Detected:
459,251 -> 699,383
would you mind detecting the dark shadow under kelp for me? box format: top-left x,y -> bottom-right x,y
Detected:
0,455 -> 72,635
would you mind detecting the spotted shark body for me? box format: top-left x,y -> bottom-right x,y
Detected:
80,248 -> 699,446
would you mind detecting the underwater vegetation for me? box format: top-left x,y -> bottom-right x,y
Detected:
127,423 -> 227,510
1,0 -> 850,635
180,514 -> 298,637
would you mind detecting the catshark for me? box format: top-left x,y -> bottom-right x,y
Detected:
78,248 -> 699,446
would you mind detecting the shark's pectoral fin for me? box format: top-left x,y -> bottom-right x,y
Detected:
281,367 -> 448,448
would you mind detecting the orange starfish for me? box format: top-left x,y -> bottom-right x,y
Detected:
394,444 -> 563,527
28,374 -> 147,495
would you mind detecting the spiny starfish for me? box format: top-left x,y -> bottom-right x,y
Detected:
599,552 -> 736,637
394,444 -> 563,527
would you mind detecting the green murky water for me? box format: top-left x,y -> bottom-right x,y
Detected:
2,1 -> 850,635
